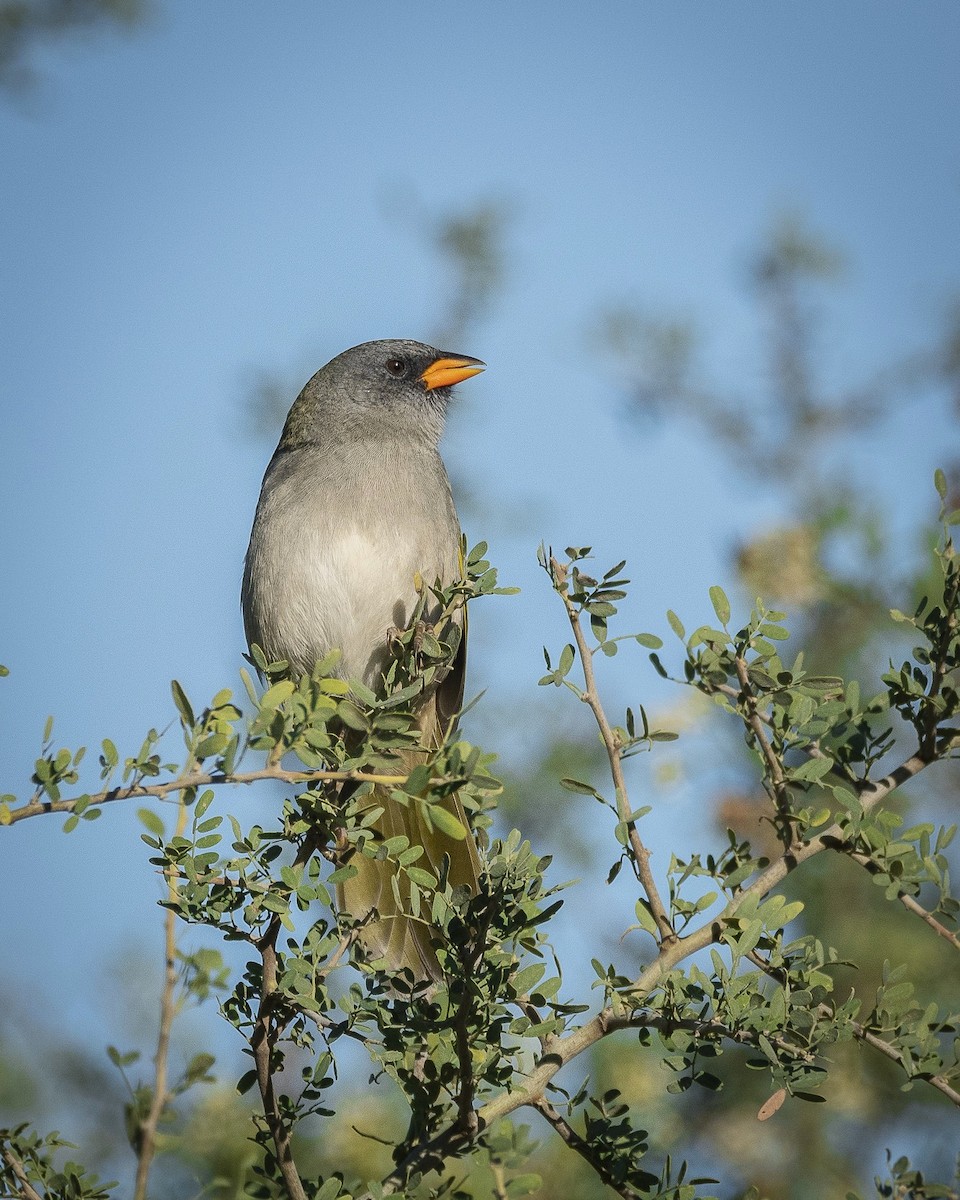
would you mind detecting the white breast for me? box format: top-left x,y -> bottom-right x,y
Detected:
242,445 -> 459,686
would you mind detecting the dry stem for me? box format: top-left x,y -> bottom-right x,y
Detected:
3,764 -> 409,826
0,1142 -> 44,1200
132,789 -> 191,1200
552,556 -> 675,944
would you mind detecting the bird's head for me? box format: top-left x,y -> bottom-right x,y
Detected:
280,339 -> 485,450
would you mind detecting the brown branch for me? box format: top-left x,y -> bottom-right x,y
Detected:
250,828 -> 324,1200
551,557 -> 675,945
2,764 -> 410,826
846,849 -> 960,953
489,1162 -> 510,1200
531,1097 -> 643,1200
0,1142 -> 44,1200
133,790 -> 191,1200
849,1019 -> 960,1107
922,546 -> 959,759
251,930 -> 307,1200
452,977 -> 479,1135
749,948 -> 960,1105
375,706 -> 939,1190
733,655 -> 796,834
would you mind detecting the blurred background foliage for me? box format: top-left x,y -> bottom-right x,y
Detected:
2,2 -> 959,1198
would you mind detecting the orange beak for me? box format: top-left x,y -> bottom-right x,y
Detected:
420,354 -> 485,391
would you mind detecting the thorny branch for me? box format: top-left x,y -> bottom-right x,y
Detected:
846,848 -> 960,953
0,1142 -> 44,1200
532,1097 -> 642,1200
250,827 -> 326,1200
551,555 -> 676,946
733,654 -> 796,838
2,764 -> 410,827
372,736 -> 949,1195
132,786 -> 191,1200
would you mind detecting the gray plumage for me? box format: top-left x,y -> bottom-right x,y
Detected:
241,339 -> 484,978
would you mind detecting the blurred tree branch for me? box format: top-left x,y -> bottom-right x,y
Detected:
0,0 -> 147,93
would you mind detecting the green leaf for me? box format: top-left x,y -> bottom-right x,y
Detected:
336,701 -> 369,731
260,680 -> 295,711
195,789 -> 215,819
667,609 -> 686,640
506,1175 -> 543,1197
406,866 -> 438,888
318,676 -> 350,695
634,632 -> 663,649
236,1069 -> 258,1095
790,755 -> 834,783
513,963 -> 546,994
649,652 -> 669,678
315,1180 -> 344,1200
171,679 -> 195,728
935,467 -> 947,499
427,803 -> 467,841
138,808 -> 165,837
107,1044 -> 140,1068
709,585 -> 731,625
559,777 -> 602,798
634,899 -> 659,935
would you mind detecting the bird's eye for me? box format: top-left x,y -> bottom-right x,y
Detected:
385,357 -> 406,376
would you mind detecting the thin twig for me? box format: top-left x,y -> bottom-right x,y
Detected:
251,932 -> 307,1200
372,746 -> 941,1194
0,1142 -> 44,1200
748,945 -> 960,1107
250,828 -> 324,1200
713,681 -> 830,757
490,1162 -> 510,1200
552,557 -> 676,945
133,789 -> 191,1200
733,655 -> 795,836
846,849 -> 960,952
451,966 -> 479,1135
849,1019 -> 960,1107
2,764 -> 410,826
532,1097 -> 642,1200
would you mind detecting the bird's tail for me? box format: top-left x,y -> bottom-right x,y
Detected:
336,745 -> 482,980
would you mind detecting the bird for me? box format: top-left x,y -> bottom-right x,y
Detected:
241,339 -> 485,979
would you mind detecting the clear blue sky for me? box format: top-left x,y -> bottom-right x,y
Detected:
1,0 -> 958,1127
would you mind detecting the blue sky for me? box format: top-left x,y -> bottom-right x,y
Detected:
1,0 -> 959,1132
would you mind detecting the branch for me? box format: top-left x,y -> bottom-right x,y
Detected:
0,1142 -> 44,1200
733,655 -> 796,835
372,742 -> 938,1192
848,1019 -> 960,1107
250,828 -> 324,1200
251,933 -> 307,1200
133,790 -> 191,1200
2,764 -> 410,826
531,1097 -> 643,1200
846,849 -> 960,953
748,948 -> 960,1107
552,557 -> 675,945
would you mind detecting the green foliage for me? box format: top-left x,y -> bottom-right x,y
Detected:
0,1124 -> 116,1199
4,509 -> 960,1199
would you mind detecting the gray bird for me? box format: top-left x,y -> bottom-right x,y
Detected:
241,339 -> 485,978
